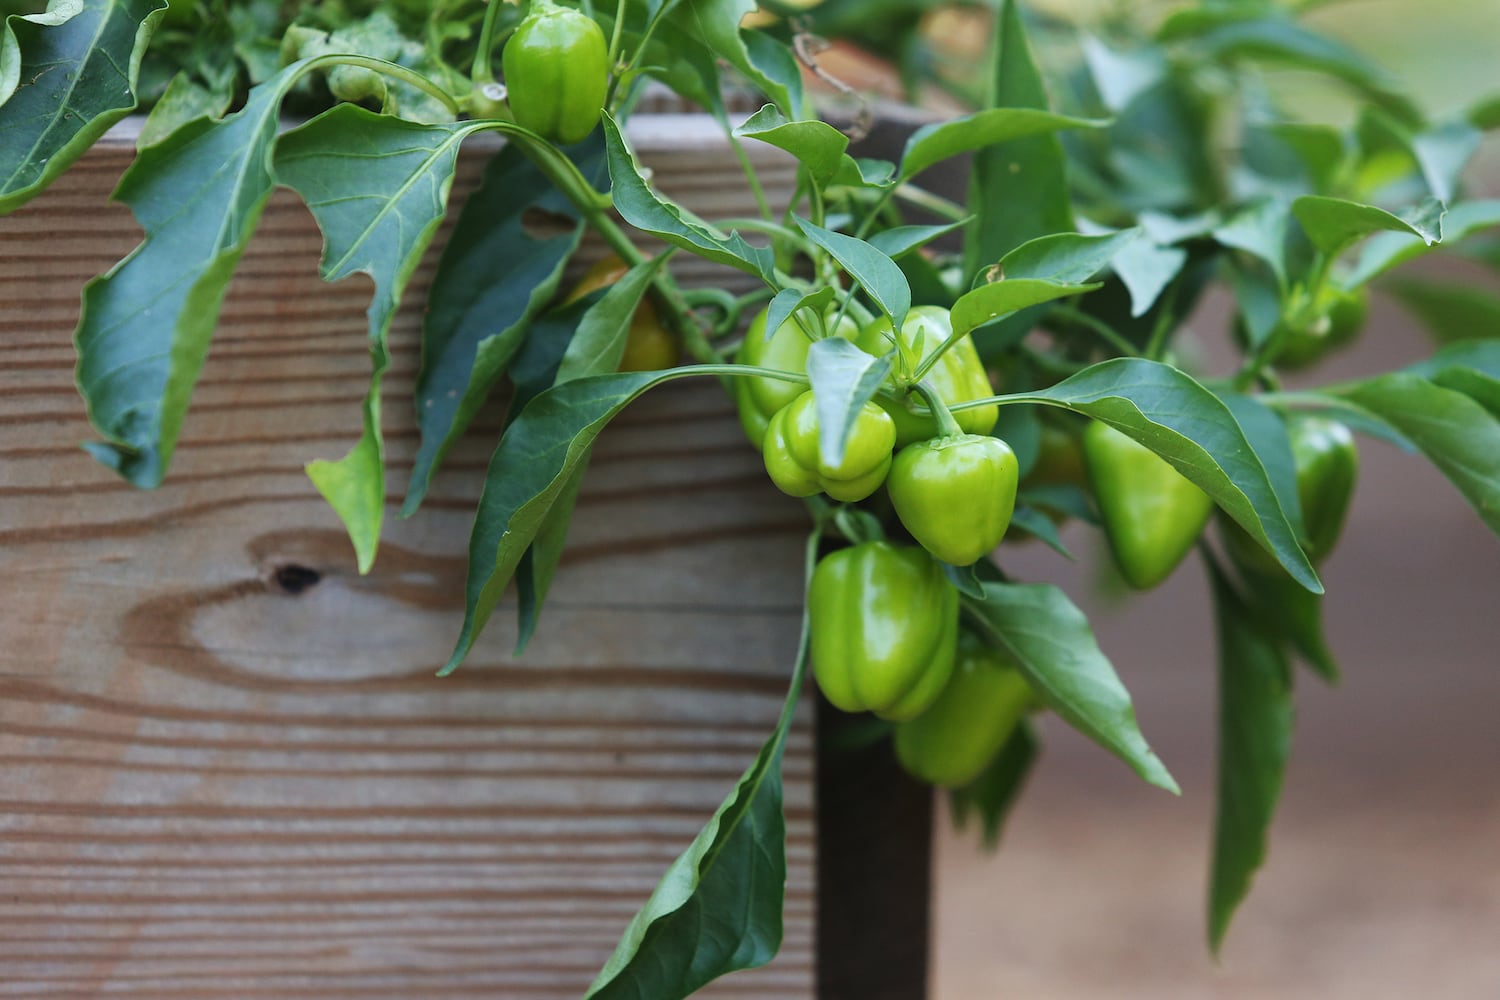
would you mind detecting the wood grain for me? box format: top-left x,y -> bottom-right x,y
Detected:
0,123 -> 816,998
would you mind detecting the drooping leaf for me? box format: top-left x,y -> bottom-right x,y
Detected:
74,60 -> 309,488
949,721 -> 1039,850
1000,359 -> 1320,592
1291,194 -> 1444,255
0,0 -> 160,213
962,0 -> 1079,275
1206,555 -> 1294,953
604,113 -> 776,281
1216,392 -> 1304,539
1348,199 -> 1500,288
447,367 -> 729,673
796,218 -> 910,329
275,105 -> 485,572
584,531 -> 819,1000
665,0 -> 799,116
806,338 -> 894,469
1333,374 -> 1500,539
963,581 -> 1178,794
403,137 -> 600,517
733,104 -> 847,187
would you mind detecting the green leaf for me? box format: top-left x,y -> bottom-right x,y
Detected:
274,106 -> 483,573
1206,556 -> 1294,952
558,258 -> 666,381
0,0 -> 160,213
664,0 -> 799,116
1349,199 -> 1500,288
1404,340 -> 1500,401
73,60 -> 308,488
762,286 -> 834,346
1385,278 -> 1500,346
1291,195 -> 1444,255
1470,93 -> 1500,131
806,338 -> 894,470
1112,239 -> 1187,317
1007,506 -> 1074,559
949,720 -> 1039,850
962,0 -> 1079,275
1216,393 -> 1304,540
447,367 -> 731,673
868,220 -> 968,261
1003,359 -> 1321,592
1080,35 -> 1165,113
1258,122 -> 1347,192
900,105 -> 1105,183
3,0 -> 85,106
733,104 -> 848,187
1410,121 -> 1482,204
604,113 -> 775,281
137,70 -> 232,148
950,278 -> 1099,340
402,139 -> 596,517
1334,374 -> 1500,539
796,217 -> 910,329
1214,198 -> 1289,289
998,229 -> 1141,284
584,531 -> 819,1000
963,581 -> 1178,794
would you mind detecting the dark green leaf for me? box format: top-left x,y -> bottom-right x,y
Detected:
1007,506 -> 1074,559
949,721 -> 1038,850
868,220 -> 968,261
796,217 -> 910,328
1004,359 -> 1321,592
605,113 -> 775,281
963,581 -> 1178,794
1470,93 -> 1500,131
1216,393 -> 1304,540
664,0 -> 798,115
137,70 -> 232,148
1335,374 -> 1500,539
962,0 -> 1077,274
806,338 -> 893,469
402,139 -> 595,517
900,105 -> 1105,182
557,258 -> 666,381
733,104 -> 847,187
73,61 -> 305,489
0,0 -> 160,213
942,561 -> 988,599
1292,195 -> 1444,255
1206,556 -> 1294,952
1019,483 -> 1099,525
585,531 -> 819,1000
275,106 -> 483,572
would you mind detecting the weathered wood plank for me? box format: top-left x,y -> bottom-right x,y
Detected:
0,124 -> 815,999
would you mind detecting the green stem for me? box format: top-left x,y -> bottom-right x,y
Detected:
913,380 -> 964,438
302,55 -> 461,117
729,133 -> 775,222
1049,305 -> 1140,358
1141,283 -> 1179,362
891,182 -> 968,223
472,0 -> 508,84
853,184 -> 898,240
607,0 -> 627,66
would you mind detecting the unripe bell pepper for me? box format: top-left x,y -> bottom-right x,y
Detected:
1083,421 -> 1214,590
894,635 -> 1034,788
735,307 -> 858,447
1227,413 -> 1358,569
502,0 -> 609,146
561,255 -> 679,371
855,305 -> 998,446
763,391 -> 896,503
810,542 -> 959,721
888,433 -> 1018,566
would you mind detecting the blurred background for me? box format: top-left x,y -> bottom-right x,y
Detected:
782,0 -> 1500,994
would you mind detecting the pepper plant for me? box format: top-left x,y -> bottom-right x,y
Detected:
3,0 -> 1499,995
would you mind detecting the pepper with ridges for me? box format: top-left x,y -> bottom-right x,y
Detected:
502,0 -> 609,146
809,542 -> 959,721
856,305 -> 998,445
762,391 -> 895,503
888,432 -> 1019,566
735,306 -> 858,446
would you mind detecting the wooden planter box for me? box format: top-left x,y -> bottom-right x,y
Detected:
0,120 -> 929,998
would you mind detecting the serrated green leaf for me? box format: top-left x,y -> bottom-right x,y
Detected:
2,0 -> 85,106
1349,199 -> 1500,287
796,217 -> 910,328
73,60 -> 307,488
1206,556 -> 1294,952
1000,359 -> 1320,592
806,338 -> 893,469
604,113 -> 775,281
585,531 -> 817,1000
963,581 -> 1177,794
1,0 -> 160,213
1335,373 -> 1500,538
402,138 -> 597,517
950,720 -> 1039,851
275,105 -> 484,572
733,104 -> 847,187
1292,195 -> 1444,255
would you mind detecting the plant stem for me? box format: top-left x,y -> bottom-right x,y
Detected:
891,183 -> 968,222
729,133 -> 775,222
913,380 -> 964,438
473,0 -> 508,84
303,55 -> 461,117
607,0 -> 627,66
